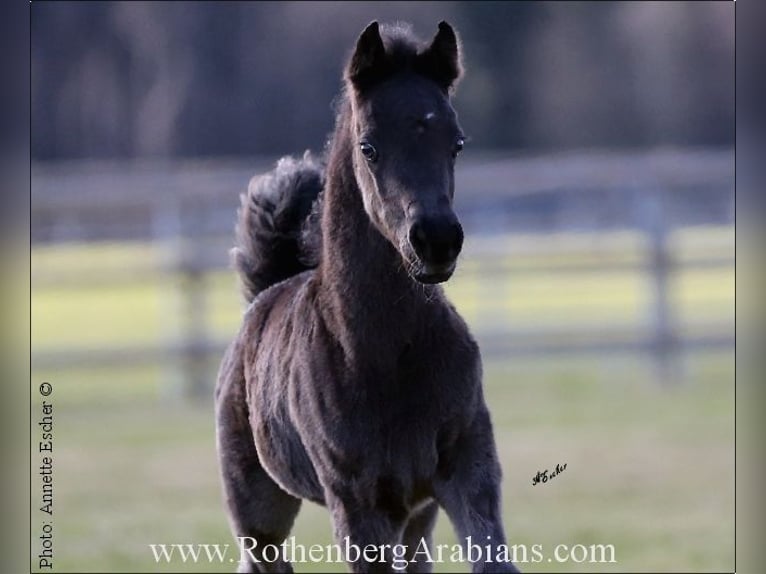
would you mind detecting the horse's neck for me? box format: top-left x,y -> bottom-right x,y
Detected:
316,135 -> 434,353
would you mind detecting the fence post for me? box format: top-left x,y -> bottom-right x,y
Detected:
639,189 -> 681,385
178,199 -> 211,400
153,198 -> 186,401
154,197 -> 210,401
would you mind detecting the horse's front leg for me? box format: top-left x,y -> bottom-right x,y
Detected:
327,494 -> 406,574
434,408 -> 520,574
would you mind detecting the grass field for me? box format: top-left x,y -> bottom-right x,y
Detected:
31,227 -> 734,350
30,226 -> 734,572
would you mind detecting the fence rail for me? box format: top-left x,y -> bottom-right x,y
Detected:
31,149 -> 735,392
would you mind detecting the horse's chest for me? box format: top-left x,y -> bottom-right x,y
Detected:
250,329 -> 475,507
320,369 -> 444,469
252,392 -> 440,509
318,404 -> 441,512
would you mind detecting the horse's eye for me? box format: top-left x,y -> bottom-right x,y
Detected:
359,142 -> 378,163
452,137 -> 465,158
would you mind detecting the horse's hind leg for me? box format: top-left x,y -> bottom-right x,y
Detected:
215,349 -> 301,573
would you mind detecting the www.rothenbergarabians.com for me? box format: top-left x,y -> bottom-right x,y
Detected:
149,536 -> 617,570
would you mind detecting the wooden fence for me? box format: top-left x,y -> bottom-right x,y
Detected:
31,149 -> 735,393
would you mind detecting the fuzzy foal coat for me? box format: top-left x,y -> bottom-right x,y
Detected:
215,21 -> 517,574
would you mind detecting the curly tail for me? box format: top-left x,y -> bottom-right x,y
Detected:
231,152 -> 324,303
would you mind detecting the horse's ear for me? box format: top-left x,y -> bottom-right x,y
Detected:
346,21 -> 387,88
419,21 -> 462,91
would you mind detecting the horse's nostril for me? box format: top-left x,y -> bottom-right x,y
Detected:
439,223 -> 463,263
414,224 -> 428,245
408,221 -> 430,260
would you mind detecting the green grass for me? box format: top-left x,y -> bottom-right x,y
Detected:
30,355 -> 734,573
31,227 -> 734,349
30,226 -> 734,572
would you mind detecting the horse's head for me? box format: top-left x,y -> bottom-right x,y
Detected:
345,21 -> 465,284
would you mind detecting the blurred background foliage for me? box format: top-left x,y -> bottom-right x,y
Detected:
32,1 -> 733,160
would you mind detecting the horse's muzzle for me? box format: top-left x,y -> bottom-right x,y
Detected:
407,215 -> 463,283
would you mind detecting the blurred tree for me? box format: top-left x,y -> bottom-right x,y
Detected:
452,2 -> 542,148
30,1 -> 733,160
